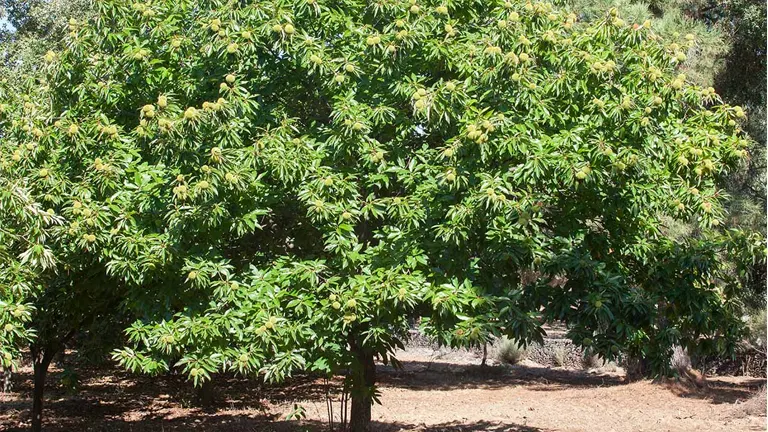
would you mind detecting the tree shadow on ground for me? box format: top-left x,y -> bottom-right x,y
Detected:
2,416 -> 547,432
661,376 -> 766,405
1,366 -> 322,431
0,362 -> 563,432
377,360 -> 625,391
377,359 -> 766,406
367,419 -> 548,431
8,364 -> 326,406
2,360 -> 763,431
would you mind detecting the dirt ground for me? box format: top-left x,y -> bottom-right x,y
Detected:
0,347 -> 765,432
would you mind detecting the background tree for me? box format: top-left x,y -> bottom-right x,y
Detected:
569,0 -> 766,314
0,79 -> 128,432
0,1 -> 763,432
0,0 -> 93,78
711,0 -> 767,312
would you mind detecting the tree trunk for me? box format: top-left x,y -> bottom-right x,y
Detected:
625,355 -> 649,381
1,368 -> 11,393
31,351 -> 54,432
348,344 -> 376,432
196,379 -> 215,408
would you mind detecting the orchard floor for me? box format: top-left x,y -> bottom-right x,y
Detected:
0,347 -> 765,432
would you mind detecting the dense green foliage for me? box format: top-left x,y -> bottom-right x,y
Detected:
569,0 -> 728,87
0,83 -> 121,374
0,0 -> 94,78
0,0 -> 764,429
714,0 -> 767,248
568,0 -> 767,312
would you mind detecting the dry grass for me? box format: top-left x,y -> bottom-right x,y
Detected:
582,353 -> 602,370
551,346 -> 567,367
748,310 -> 767,349
494,337 -> 527,365
734,386 -> 767,418
672,346 -> 691,373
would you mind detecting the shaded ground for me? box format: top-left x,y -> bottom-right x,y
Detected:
0,347 -> 765,432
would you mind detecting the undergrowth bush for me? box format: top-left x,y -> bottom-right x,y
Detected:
736,386 -> 767,417
583,353 -> 603,369
671,346 -> 692,372
747,310 -> 767,350
496,337 -> 527,365
552,346 -> 567,367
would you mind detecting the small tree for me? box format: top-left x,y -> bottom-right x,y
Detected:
574,0 -> 768,332
0,82 -> 126,432
1,1 -> 762,431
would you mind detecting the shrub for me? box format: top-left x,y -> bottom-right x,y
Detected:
552,346 -> 567,367
496,337 -> 527,365
671,346 -> 692,372
735,386 -> 767,418
747,309 -> 767,350
583,353 -> 603,370
601,361 -> 618,373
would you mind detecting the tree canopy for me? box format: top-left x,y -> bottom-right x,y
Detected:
0,0 -> 764,430
566,0 -> 767,309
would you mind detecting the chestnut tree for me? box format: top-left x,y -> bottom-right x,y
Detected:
1,0 -> 763,431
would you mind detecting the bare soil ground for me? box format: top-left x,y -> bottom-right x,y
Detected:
1,346 -> 765,432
